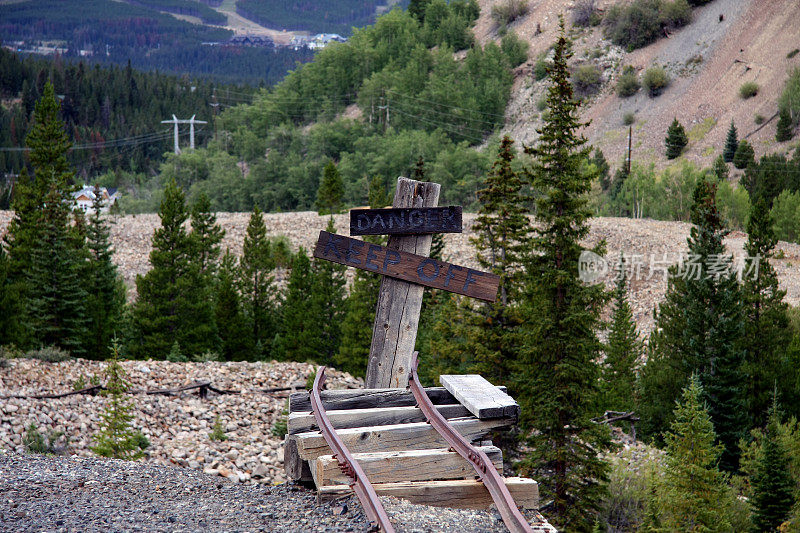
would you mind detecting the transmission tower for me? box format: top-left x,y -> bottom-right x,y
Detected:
161,114 -> 208,154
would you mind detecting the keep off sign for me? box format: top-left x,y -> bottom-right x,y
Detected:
313,231 -> 499,302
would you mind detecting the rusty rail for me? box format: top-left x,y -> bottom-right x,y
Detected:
310,367 -> 396,533
408,352 -> 533,533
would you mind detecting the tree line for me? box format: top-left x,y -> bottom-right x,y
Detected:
0,0 -> 314,85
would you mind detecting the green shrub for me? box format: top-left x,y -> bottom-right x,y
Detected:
616,66 -> 640,97
642,65 -> 670,97
25,345 -> 72,363
271,400 -> 290,438
23,423 -> 68,455
788,49 -> 799,59
733,140 -> 755,169
194,351 -> 222,362
604,0 -> 692,50
771,190 -> 800,243
572,0 -> 598,27
573,64 -> 602,95
533,54 -> 549,81
491,0 -> 529,27
739,81 -> 759,99
72,374 -> 101,391
779,67 -> 800,127
166,341 -> 188,362
754,114 -> 765,125
210,417 -> 228,441
500,31 -> 529,68
716,181 -> 751,230
536,95 -> 548,111
601,448 -> 662,531
623,111 -> 636,125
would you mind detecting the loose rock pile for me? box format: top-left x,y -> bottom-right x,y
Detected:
0,358 -> 362,485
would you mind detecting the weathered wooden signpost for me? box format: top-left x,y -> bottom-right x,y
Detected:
313,176 -> 499,388
292,177 -> 550,531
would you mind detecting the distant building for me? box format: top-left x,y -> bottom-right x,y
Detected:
308,33 -> 347,50
72,185 -> 118,214
227,34 -> 275,47
289,33 -> 346,50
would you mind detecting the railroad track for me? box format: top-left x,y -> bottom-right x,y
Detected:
304,356 -> 545,533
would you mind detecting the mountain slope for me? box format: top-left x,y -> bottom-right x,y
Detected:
476,0 -> 800,167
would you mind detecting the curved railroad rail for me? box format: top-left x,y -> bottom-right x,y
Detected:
310,367 -> 396,533
408,352 -> 534,533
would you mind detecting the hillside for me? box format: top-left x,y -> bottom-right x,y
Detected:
478,0 -> 800,168
2,210 -> 798,334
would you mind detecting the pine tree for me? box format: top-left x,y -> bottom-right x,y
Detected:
0,245 -> 18,345
733,139 -> 755,169
461,135 -> 531,383
593,147 -> 611,191
654,376 -> 732,532
368,175 -> 390,208
600,255 -> 642,412
239,206 -> 276,357
777,107 -> 794,142
751,400 -> 795,531
92,340 -> 149,460
334,254 -> 381,377
129,181 -> 218,359
723,121 -> 738,163
712,154 -> 729,181
280,248 -> 318,362
413,155 -> 426,180
408,0 -> 431,22
84,185 -> 126,360
190,192 -> 224,280
741,198 -> 790,428
311,219 -> 346,366
215,250 -> 251,361
4,82 -> 77,349
316,161 -> 344,215
638,178 -> 746,471
518,19 -> 611,530
665,118 -> 688,159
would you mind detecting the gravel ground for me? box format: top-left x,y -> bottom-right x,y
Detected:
0,452 -> 554,532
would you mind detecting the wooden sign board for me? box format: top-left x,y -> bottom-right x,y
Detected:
350,206 -> 462,236
313,231 -> 499,302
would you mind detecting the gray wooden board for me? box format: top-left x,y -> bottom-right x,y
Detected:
349,206 -> 462,235
283,435 -> 313,482
317,477 -> 540,510
439,375 -> 520,419
311,446 -> 503,486
294,417 -> 513,460
288,386 -> 507,413
287,404 -> 470,435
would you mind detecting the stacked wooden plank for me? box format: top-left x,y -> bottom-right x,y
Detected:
283,375 -> 541,511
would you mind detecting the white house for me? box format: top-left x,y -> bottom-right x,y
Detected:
71,185 -> 118,214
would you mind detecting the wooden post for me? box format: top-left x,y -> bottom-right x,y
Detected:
365,177 -> 440,388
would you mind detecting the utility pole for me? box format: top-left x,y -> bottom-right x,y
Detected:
210,94 -> 220,138
161,114 -> 208,154
626,125 -> 632,175
161,114 -> 180,154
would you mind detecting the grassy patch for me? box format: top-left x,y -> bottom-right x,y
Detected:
687,117 -> 717,143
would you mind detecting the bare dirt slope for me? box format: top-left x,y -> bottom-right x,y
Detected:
477,0 -> 800,167
2,211 -> 798,334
